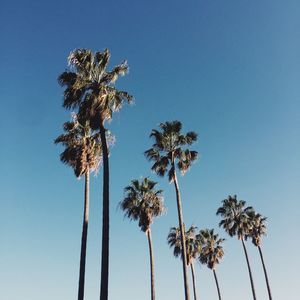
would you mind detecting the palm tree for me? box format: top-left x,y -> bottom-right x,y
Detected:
58,49 -> 133,300
197,229 -> 225,300
167,225 -> 201,300
216,195 -> 257,300
120,178 -> 164,300
246,212 -> 272,300
54,116 -> 102,300
145,120 -> 198,300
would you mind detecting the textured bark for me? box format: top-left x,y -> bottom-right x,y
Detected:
213,269 -> 221,300
147,229 -> 155,300
190,263 -> 198,300
173,164 -> 190,300
78,170 -> 90,300
241,238 -> 257,300
258,245 -> 272,300
99,124 -> 109,300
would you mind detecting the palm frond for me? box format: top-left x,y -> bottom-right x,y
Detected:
245,212 -> 268,246
198,228 -> 225,270
216,195 -> 254,240
145,121 -> 198,181
58,48 -> 132,127
167,225 -> 200,265
120,177 -> 164,232
54,117 -> 102,177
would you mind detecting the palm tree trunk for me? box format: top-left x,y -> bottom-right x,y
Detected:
173,165 -> 190,300
190,263 -> 198,300
241,238 -> 257,300
78,170 -> 90,300
147,228 -> 155,300
258,245 -> 272,300
213,269 -> 221,300
99,124 -> 109,300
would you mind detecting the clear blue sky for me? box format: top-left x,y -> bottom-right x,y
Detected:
1,0 -> 299,299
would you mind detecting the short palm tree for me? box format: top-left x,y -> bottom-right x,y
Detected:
246,212 -> 272,300
120,178 -> 164,300
145,120 -> 198,300
216,195 -> 257,300
54,116 -> 102,300
197,229 -> 225,300
58,49 -> 133,300
167,225 -> 200,300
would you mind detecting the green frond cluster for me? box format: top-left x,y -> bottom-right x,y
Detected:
55,48 -> 132,176
197,229 -> 225,270
120,177 -> 164,232
54,117 -> 102,177
245,212 -> 267,247
167,225 -> 225,270
145,120 -> 198,182
216,195 -> 268,248
58,48 -> 133,129
167,225 -> 201,266
216,195 -> 255,240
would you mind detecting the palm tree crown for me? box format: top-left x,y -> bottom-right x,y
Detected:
54,115 -> 102,177
216,195 -> 255,240
145,121 -> 198,181
246,212 -> 267,247
58,48 -> 133,129
197,229 -> 225,270
120,178 -> 164,232
167,225 -> 200,265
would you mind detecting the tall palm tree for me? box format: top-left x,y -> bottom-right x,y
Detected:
120,178 -> 164,300
54,116 -> 102,300
145,120 -> 198,300
216,195 -> 257,300
167,225 -> 201,300
58,49 -> 133,300
197,229 -> 225,300
246,212 -> 272,300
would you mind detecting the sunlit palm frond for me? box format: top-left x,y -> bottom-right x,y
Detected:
120,177 -> 164,232
59,48 -> 133,128
216,195 -> 254,240
145,120 -> 198,182
54,116 -> 102,177
245,212 -> 267,247
198,228 -> 225,270
167,225 -> 200,265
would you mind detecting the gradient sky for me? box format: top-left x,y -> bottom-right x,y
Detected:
1,0 -> 299,299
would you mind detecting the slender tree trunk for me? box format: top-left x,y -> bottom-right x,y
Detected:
99,124 -> 109,300
173,164 -> 190,300
213,269 -> 221,300
241,238 -> 257,300
147,228 -> 155,300
258,245 -> 272,300
190,263 -> 198,300
78,170 -> 90,300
